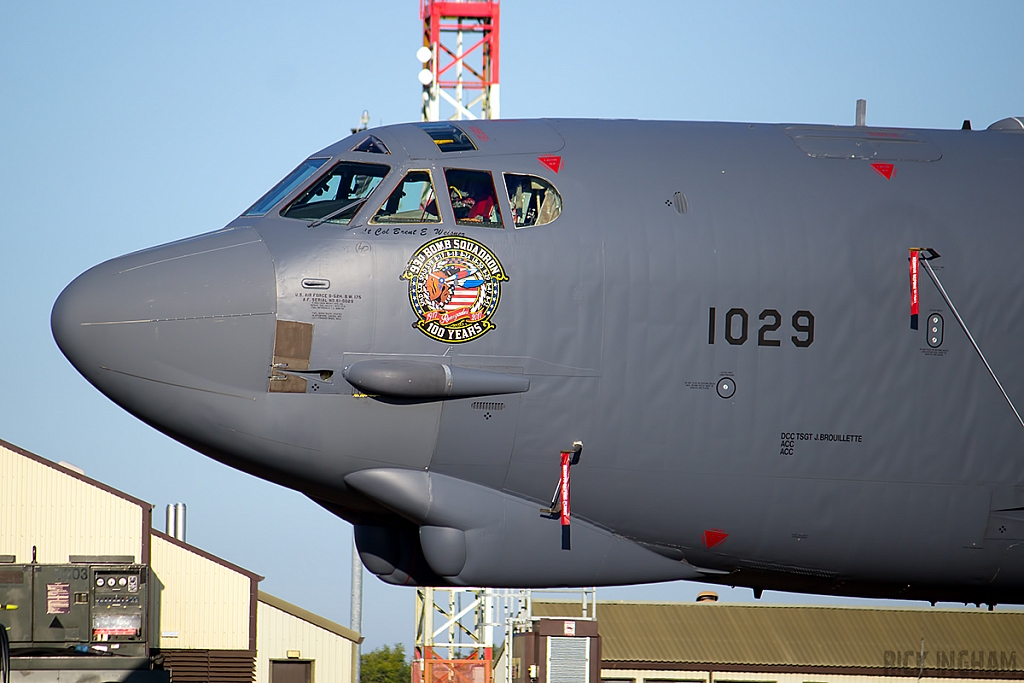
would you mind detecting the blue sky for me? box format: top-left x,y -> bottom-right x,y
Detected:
2,0 -> 1023,654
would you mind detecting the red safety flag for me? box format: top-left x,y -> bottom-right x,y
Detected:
909,248 -> 920,330
560,451 -> 571,549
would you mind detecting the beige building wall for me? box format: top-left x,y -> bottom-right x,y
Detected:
256,592 -> 360,683
150,531 -> 257,651
0,440 -> 148,565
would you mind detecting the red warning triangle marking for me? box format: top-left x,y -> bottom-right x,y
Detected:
871,162 -> 895,180
538,155 -> 562,173
702,529 -> 729,549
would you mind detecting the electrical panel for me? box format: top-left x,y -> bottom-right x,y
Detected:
0,564 -> 148,657
512,619 -> 601,683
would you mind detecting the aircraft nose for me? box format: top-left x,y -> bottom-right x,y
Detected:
52,227 -> 277,406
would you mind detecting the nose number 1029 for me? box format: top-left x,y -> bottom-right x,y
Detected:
708,307 -> 814,348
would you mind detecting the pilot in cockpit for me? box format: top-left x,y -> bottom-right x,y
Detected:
445,169 -> 502,227
451,179 -> 495,221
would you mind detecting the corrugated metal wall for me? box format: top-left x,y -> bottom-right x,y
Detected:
255,600 -> 356,683
534,601 -> 1024,672
601,671 -> 1015,683
0,443 -> 145,563
150,534 -> 252,650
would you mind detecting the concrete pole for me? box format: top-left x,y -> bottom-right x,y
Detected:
351,533 -> 363,683
856,99 -> 867,127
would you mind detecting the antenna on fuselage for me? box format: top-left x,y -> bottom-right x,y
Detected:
855,99 -> 867,126
350,110 -> 370,135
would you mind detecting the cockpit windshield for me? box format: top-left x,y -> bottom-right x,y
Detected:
244,157 -> 329,216
417,122 -> 477,152
281,162 -> 390,225
444,168 -> 503,228
504,174 -> 562,227
352,135 -> 390,154
372,170 -> 440,224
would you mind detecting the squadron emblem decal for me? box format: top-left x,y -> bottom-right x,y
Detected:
401,236 -> 508,343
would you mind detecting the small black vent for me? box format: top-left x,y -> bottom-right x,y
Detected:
740,560 -> 838,579
0,570 -> 23,584
472,402 -> 504,411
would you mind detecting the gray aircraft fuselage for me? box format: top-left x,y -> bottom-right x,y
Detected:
52,117 -> 1024,603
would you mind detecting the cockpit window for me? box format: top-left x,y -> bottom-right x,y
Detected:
444,168 -> 502,228
352,135 -> 390,154
281,162 -> 390,225
417,122 -> 477,152
244,157 -> 329,216
504,174 -> 562,228
372,170 -> 440,224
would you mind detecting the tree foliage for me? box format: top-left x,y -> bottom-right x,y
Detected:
361,644 -> 412,683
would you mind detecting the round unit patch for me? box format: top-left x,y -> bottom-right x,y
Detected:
401,236 -> 509,343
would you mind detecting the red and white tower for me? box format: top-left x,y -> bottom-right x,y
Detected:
418,0 -> 500,122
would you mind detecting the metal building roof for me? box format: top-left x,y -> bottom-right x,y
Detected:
0,438 -> 152,565
258,591 -> 362,643
532,601 -> 1024,672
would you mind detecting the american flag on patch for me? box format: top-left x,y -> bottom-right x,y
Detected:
444,266 -> 483,311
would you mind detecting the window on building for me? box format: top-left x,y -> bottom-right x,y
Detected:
444,168 -> 503,228
271,659 -> 313,683
372,170 -> 440,224
504,173 -> 562,228
281,162 -> 390,225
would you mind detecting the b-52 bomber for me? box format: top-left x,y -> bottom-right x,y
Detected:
52,116 -> 1024,604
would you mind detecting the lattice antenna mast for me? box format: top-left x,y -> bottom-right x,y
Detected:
418,0 -> 500,122
414,588 -> 501,683
413,587 -> 598,683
